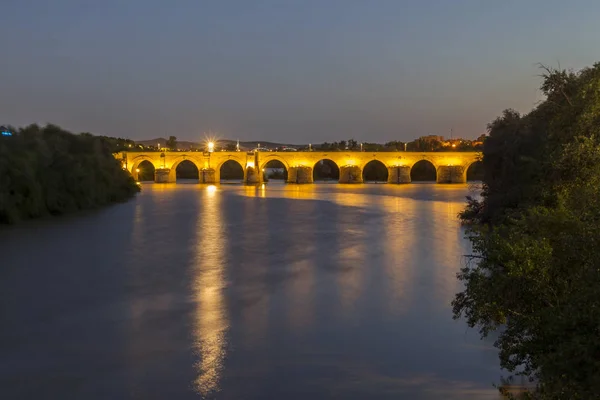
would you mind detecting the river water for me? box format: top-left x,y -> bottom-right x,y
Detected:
0,182 -> 505,399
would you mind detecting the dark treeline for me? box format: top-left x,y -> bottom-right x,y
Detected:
317,138 -> 482,152
122,135 -> 483,153
0,124 -> 140,224
454,63 -> 600,398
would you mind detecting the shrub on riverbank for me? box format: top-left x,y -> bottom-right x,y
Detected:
453,63 -> 600,398
0,124 -> 140,224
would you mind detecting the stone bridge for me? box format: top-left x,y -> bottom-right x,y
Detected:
116,151 -> 481,184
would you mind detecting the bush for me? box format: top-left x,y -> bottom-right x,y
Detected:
0,124 -> 140,224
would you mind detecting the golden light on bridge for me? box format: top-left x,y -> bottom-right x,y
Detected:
246,160 -> 255,169
207,141 -> 215,153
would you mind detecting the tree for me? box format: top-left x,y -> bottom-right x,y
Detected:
454,63 -> 600,398
0,124 -> 139,224
347,138 -> 358,150
166,136 -> 177,150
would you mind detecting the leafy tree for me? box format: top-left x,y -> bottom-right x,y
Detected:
0,124 -> 139,224
347,138 -> 358,150
166,135 -> 177,150
454,63 -> 600,398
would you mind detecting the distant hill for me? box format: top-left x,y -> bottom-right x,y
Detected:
135,138 -> 302,151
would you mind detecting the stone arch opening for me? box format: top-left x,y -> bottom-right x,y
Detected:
263,159 -> 288,181
466,160 -> 484,181
136,160 -> 155,181
313,159 -> 340,181
410,160 -> 437,182
220,160 -> 244,183
362,160 -> 388,182
175,159 -> 199,181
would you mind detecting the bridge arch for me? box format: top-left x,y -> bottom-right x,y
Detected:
410,159 -> 437,182
136,160 -> 156,181
218,159 -> 245,183
130,155 -> 158,181
168,156 -> 203,182
313,159 -> 340,181
465,160 -> 484,182
259,154 -> 290,172
175,159 -> 200,181
362,159 -> 388,182
261,157 -> 289,181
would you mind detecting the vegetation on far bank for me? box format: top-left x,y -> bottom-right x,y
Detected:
0,124 -> 140,224
454,63 -> 600,398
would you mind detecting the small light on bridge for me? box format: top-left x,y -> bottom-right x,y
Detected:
136,168 -> 140,173
207,141 -> 215,153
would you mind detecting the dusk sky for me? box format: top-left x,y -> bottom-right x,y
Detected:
2,0 -> 599,143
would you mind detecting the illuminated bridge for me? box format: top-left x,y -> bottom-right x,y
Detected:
116,151 -> 481,184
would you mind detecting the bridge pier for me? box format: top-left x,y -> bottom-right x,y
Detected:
387,166 -> 411,184
155,168 -> 174,183
437,165 -> 466,183
245,167 -> 262,184
339,165 -> 363,183
200,168 -> 216,184
287,166 -> 313,184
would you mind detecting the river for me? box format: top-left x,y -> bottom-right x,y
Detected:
0,182 -> 506,399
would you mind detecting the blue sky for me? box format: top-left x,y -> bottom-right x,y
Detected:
1,0 -> 598,143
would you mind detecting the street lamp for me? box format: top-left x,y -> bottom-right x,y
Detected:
207,141 -> 215,153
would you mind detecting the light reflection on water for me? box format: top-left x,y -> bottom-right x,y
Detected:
0,181 -> 505,400
192,185 -> 228,395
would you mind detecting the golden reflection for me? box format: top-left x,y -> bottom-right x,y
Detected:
192,187 -> 228,396
380,194 -> 417,316
206,184 -> 217,195
431,199 -> 465,304
280,184 -> 317,200
244,185 -> 257,197
330,190 -> 372,209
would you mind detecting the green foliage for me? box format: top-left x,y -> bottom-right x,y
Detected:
0,124 -> 140,224
166,135 -> 177,150
454,63 -> 600,398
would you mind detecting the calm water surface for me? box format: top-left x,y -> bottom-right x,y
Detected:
0,182 -> 504,399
